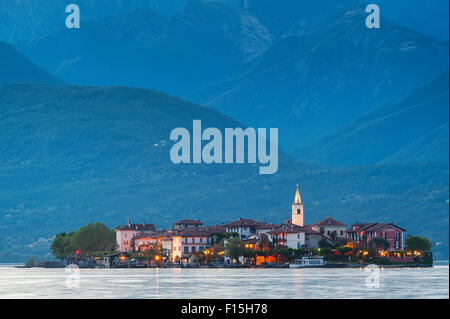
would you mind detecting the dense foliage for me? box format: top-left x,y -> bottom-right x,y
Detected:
50,223 -> 115,259
405,235 -> 433,252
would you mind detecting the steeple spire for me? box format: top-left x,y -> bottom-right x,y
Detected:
294,184 -> 302,204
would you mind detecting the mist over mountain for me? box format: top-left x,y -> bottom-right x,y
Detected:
0,41 -> 61,85
294,71 -> 449,167
16,1 -> 449,152
0,84 -> 448,262
359,0 -> 449,41
0,0 -> 187,44
2,0 -> 447,43
187,9 -> 448,151
17,1 -> 273,95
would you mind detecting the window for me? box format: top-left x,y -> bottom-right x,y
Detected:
327,231 -> 330,235
184,247 -> 189,254
340,231 -> 344,236
191,247 -> 196,253
297,209 -> 300,215
192,238 -> 195,244
200,238 -> 203,243
124,233 -> 127,238
395,241 -> 399,249
297,234 -> 301,239
395,232 -> 400,240
199,246 -> 204,251
297,242 -> 301,249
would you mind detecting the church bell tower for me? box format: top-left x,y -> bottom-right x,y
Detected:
292,184 -> 304,226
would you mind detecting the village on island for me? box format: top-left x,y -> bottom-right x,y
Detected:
42,185 -> 433,269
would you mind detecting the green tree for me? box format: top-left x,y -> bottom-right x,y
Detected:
320,247 -> 332,257
278,247 -> 294,262
319,227 -> 325,236
329,231 -> 337,245
257,248 -> 269,263
51,232 -> 75,259
225,238 -> 244,262
25,256 -> 36,267
369,237 -> 390,254
258,235 -> 272,250
405,235 -> 432,252
51,223 -> 115,259
293,248 -> 305,259
243,248 -> 257,265
72,222 -> 115,254
215,232 -> 239,244
319,238 -> 333,248
338,246 -> 352,256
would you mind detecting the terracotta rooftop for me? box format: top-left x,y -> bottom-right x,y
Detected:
269,224 -> 319,235
203,225 -> 227,234
134,231 -> 174,240
117,223 -> 156,232
347,222 -> 406,233
173,219 -> 203,225
179,228 -> 212,238
256,223 -> 281,229
314,216 -> 346,227
225,218 -> 263,228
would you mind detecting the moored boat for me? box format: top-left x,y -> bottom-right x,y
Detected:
290,257 -> 326,268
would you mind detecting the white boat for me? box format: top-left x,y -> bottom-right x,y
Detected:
289,256 -> 326,268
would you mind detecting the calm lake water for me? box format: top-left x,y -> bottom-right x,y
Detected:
0,264 -> 448,299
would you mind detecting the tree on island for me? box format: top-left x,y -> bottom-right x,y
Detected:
368,237 -> 390,255
338,246 -> 352,256
51,222 -> 115,259
215,232 -> 239,244
243,248 -> 257,265
405,235 -> 433,252
225,237 -> 244,262
257,235 -> 272,250
25,256 -> 36,267
319,238 -> 333,249
278,246 -> 295,262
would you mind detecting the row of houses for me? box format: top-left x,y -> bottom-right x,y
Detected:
115,185 -> 407,262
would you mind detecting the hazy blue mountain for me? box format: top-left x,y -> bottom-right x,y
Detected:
0,84 -> 448,261
17,1 -> 449,153
187,9 -> 449,151
358,0 -> 449,41
0,0 -> 187,44
0,41 -> 61,85
384,123 -> 449,164
294,71 -> 449,167
18,1 -> 273,95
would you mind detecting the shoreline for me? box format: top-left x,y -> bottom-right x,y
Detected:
12,263 -> 434,269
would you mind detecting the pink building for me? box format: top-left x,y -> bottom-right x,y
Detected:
346,222 -> 406,250
122,228 -> 214,262
115,221 -> 156,252
179,229 -> 212,255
